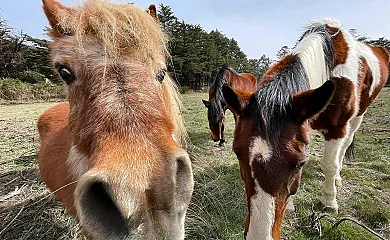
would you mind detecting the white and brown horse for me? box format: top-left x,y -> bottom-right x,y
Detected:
38,0 -> 193,239
222,18 -> 389,239
202,65 -> 257,146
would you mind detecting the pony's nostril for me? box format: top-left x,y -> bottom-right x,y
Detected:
76,180 -> 129,239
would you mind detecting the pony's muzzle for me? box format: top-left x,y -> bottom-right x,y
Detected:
75,172 -> 131,240
211,133 -> 220,142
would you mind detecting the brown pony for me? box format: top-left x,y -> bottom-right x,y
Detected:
222,18 -> 389,239
38,0 -> 193,239
202,65 -> 257,146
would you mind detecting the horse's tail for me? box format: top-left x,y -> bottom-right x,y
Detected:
345,136 -> 355,161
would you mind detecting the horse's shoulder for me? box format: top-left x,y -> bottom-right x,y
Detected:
38,102 -> 70,141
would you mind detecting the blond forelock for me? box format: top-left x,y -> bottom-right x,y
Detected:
54,0 -> 167,62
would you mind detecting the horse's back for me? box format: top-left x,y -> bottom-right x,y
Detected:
356,45 -> 390,115
227,72 -> 257,93
38,102 -> 76,215
240,73 -> 257,91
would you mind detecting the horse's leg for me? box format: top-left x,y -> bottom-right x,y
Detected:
286,195 -> 295,212
320,126 -> 349,213
219,123 -> 225,146
334,115 -> 363,186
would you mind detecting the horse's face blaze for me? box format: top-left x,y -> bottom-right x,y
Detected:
233,115 -> 309,196
40,1 -> 193,239
223,80 -> 335,239
232,110 -> 309,239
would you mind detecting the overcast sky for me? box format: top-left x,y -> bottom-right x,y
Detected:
1,0 -> 389,59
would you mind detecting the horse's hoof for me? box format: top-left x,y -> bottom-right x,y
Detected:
320,199 -> 339,214
335,178 -> 342,187
323,206 -> 339,214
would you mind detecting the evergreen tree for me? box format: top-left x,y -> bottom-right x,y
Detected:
276,45 -> 290,59
158,4 -> 178,34
249,54 -> 273,80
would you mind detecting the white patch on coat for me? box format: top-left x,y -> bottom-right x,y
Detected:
249,137 -> 272,165
332,30 -> 381,97
67,143 -> 89,179
293,33 -> 330,89
246,180 -> 275,240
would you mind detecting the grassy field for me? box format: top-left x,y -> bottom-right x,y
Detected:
0,88 -> 389,239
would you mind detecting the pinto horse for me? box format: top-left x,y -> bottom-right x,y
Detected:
222,18 -> 389,239
38,1 -> 193,239
202,65 -> 257,146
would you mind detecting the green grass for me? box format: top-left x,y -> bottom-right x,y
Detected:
0,88 -> 389,239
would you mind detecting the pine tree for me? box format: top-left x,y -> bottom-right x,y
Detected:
249,54 -> 273,80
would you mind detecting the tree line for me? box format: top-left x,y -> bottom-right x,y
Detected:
0,6 -> 389,92
0,18 -> 56,84
160,4 -> 390,88
157,4 -> 273,90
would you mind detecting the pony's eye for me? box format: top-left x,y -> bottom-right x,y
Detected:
55,63 -> 75,85
59,67 -> 74,84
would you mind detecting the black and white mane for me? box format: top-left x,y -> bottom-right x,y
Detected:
250,22 -> 336,146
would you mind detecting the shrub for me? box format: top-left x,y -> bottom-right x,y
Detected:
31,82 -> 66,100
0,78 -> 66,102
19,71 -> 46,84
180,86 -> 191,94
0,78 -> 29,101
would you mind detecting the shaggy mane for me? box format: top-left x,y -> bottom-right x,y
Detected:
52,0 -> 167,62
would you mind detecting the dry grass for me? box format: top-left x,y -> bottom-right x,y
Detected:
0,89 -> 389,239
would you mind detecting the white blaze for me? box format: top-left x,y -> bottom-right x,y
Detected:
247,137 -> 275,240
246,181 -> 275,240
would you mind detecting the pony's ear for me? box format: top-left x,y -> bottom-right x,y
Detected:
42,0 -> 71,37
147,4 -> 159,23
202,100 -> 210,108
222,85 -> 246,115
290,80 -> 335,122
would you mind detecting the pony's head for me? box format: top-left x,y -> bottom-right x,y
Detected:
222,73 -> 335,239
42,0 -> 193,239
